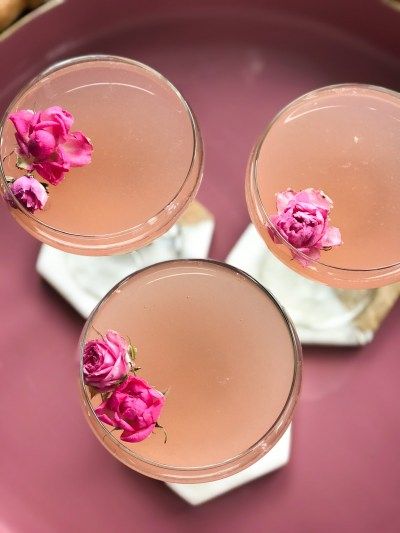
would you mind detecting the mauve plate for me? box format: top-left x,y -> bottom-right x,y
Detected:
0,1 -> 400,531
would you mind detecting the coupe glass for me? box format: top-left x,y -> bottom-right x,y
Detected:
0,55 -> 203,255
79,260 -> 302,483
246,84 -> 400,289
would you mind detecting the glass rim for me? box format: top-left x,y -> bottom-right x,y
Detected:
79,258 -> 302,479
0,54 -> 202,240
249,82 -> 400,274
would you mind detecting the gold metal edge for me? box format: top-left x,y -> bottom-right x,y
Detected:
0,0 -> 65,43
381,0 -> 400,13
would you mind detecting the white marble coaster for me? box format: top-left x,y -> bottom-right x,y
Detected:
226,224 -> 375,345
168,426 -> 292,505
36,218 -> 215,318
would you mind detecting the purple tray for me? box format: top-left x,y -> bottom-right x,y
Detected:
0,1 -> 399,531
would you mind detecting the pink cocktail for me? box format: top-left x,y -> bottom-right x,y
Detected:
0,55 -> 203,255
80,260 -> 302,482
246,84 -> 400,288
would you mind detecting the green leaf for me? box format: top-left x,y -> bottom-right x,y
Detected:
16,155 -> 32,171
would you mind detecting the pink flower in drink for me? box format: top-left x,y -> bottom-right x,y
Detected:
96,375 -> 165,443
9,106 -> 93,185
269,188 -> 342,266
10,107 -> 72,159
83,330 -> 130,392
8,175 -> 48,213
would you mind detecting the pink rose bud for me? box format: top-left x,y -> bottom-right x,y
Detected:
8,175 -> 48,213
269,187 -> 342,266
9,106 -> 93,185
96,375 -> 165,443
83,330 -> 130,392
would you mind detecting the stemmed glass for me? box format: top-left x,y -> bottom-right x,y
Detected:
246,84 -> 400,289
79,259 -> 302,482
0,55 -> 203,255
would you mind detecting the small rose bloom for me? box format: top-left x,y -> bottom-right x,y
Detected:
83,330 -> 130,392
9,175 -> 48,213
96,375 -> 165,443
269,188 -> 342,266
9,106 -> 93,185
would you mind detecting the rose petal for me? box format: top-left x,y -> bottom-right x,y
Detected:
113,413 -> 134,432
299,188 -> 333,210
9,110 -> 36,139
321,225 -> 342,248
39,106 -> 73,138
120,424 -> 155,443
28,129 -> 57,159
60,131 -> 93,167
105,330 -> 128,356
95,404 -> 115,427
102,356 -> 128,382
33,152 -> 70,185
276,189 -> 296,214
122,395 -> 148,414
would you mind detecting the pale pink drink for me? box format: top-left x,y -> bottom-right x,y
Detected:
246,84 -> 400,288
80,260 -> 301,482
0,56 -> 203,255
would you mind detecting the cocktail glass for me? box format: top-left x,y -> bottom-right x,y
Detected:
246,84 -> 400,325
0,55 -> 203,255
79,259 -> 302,483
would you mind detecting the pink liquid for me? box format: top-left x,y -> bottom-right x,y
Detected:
81,260 -> 300,481
1,57 -> 202,254
247,85 -> 400,288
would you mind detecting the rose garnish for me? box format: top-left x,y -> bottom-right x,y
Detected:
4,106 -> 93,214
6,175 -> 48,212
268,187 -> 342,266
83,330 -> 131,393
83,329 -> 166,444
9,106 -> 93,185
96,375 -> 166,443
